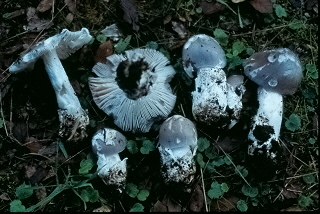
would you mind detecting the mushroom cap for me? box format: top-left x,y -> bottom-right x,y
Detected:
9,28 -> 92,73
182,34 -> 226,78
243,48 -> 303,95
89,48 -> 177,133
158,115 -> 197,150
92,128 -> 127,156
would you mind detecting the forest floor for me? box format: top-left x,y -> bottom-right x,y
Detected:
0,0 -> 318,212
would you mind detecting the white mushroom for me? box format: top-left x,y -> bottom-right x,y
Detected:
92,128 -> 127,191
89,48 -> 176,133
8,28 -> 92,141
182,34 -> 245,127
158,115 -> 198,185
243,48 -> 303,160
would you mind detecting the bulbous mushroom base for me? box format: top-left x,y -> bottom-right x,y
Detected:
58,109 -> 89,142
192,68 -> 245,128
159,146 -> 196,186
98,159 -> 128,192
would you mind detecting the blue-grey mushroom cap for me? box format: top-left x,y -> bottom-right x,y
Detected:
158,115 -> 197,150
9,28 -> 92,73
243,48 -> 303,95
92,128 -> 127,156
182,34 -> 226,78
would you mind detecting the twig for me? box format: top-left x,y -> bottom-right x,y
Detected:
200,168 -> 208,212
0,90 -> 9,136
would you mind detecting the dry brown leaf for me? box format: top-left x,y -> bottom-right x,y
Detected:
64,0 -> 77,14
12,121 -> 28,143
65,13 -> 74,24
25,7 -> 53,32
94,41 -> 114,64
37,0 -> 54,13
93,205 -> 112,212
35,186 -> 47,201
119,0 -> 140,31
26,164 -> 49,185
248,0 -> 273,13
189,184 -> 204,212
281,180 -> 304,199
198,0 -> 226,15
210,195 -> 238,211
171,21 -> 188,39
162,195 -> 182,212
151,200 -> 168,212
281,206 -> 303,211
0,193 -> 10,201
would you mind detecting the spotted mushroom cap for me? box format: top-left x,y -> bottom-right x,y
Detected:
243,48 -> 303,95
89,48 -> 177,133
92,128 -> 127,157
158,115 -> 198,150
9,28 -> 92,73
182,34 -> 226,78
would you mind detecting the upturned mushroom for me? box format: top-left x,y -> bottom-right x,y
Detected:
92,128 -> 127,191
89,48 -> 176,133
158,115 -> 198,185
243,48 -> 303,160
9,28 -> 92,141
182,34 -> 245,127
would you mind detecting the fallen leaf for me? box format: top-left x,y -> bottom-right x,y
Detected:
189,184 -> 204,212
163,14 -> 172,25
65,13 -> 74,24
12,121 -> 28,143
210,195 -> 238,211
94,40 -> 114,64
64,0 -> 77,14
215,136 -> 244,153
281,206 -> 303,211
198,0 -> 226,15
151,200 -> 168,212
281,179 -> 303,199
93,205 -> 112,212
26,164 -> 49,185
37,0 -> 54,13
119,0 -> 140,31
162,195 -> 182,212
232,0 -> 246,3
24,137 -> 57,156
35,186 -> 47,201
25,165 -> 37,179
2,9 -> 25,19
248,0 -> 273,13
0,193 -> 10,200
25,7 -> 53,32
312,113 -> 318,136
171,21 -> 188,39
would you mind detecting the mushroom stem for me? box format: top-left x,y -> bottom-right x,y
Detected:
192,67 -> 228,124
42,51 -> 89,140
97,154 -> 128,187
248,87 -> 283,159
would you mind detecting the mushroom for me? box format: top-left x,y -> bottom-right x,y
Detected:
89,48 -> 176,133
182,34 -> 245,127
8,28 -> 92,141
158,115 -> 198,185
243,48 -> 303,160
92,128 -> 128,191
